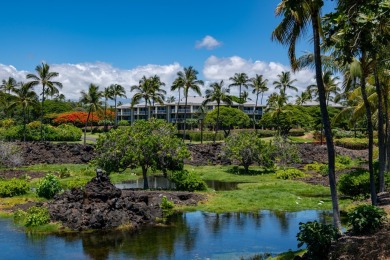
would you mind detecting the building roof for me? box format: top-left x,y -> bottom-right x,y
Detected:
300,100 -> 344,108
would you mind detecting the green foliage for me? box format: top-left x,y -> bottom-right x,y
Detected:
0,118 -> 15,128
57,167 -> 71,179
118,120 -> 130,126
272,136 -> 300,168
332,128 -> 365,139
170,170 -> 207,192
334,138 -> 376,150
160,196 -> 175,220
276,168 -> 305,180
338,169 -> 370,197
336,155 -> 352,166
94,119 -> 190,187
223,132 -> 275,173
288,128 -> 305,136
62,178 -> 89,190
297,221 -> 339,258
0,178 -> 29,197
0,123 -> 81,141
348,205 -> 387,235
204,106 -> 250,132
14,206 -> 50,227
36,173 -> 62,199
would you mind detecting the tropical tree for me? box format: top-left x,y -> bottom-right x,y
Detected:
103,87 -> 114,132
174,66 -> 204,140
171,78 -> 183,124
109,84 -> 126,127
265,93 -> 291,136
272,0 -> 342,231
1,77 -> 17,94
194,105 -> 208,144
9,82 -> 38,141
149,75 -> 166,117
307,71 -> 340,105
80,84 -> 103,145
165,96 -> 176,103
250,74 -> 269,129
295,91 -> 311,106
273,71 -> 298,97
26,62 -> 62,141
229,72 -> 250,106
202,80 -> 232,143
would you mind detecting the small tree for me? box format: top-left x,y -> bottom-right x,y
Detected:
223,132 -> 275,173
94,119 -> 189,189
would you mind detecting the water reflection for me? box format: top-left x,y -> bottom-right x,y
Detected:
0,210 -> 333,260
115,176 -> 175,190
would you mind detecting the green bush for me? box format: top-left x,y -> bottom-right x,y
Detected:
336,155 -> 352,166
276,168 -> 305,180
256,129 -> 276,137
14,206 -> 50,227
289,128 -> 305,136
334,138 -> 377,150
338,169 -> 370,197
118,120 -> 130,126
297,221 -> 339,258
0,178 -> 29,197
333,128 -> 365,139
170,170 -> 207,192
348,205 -> 387,235
304,162 -> 325,172
63,178 -> 89,190
36,173 -> 62,199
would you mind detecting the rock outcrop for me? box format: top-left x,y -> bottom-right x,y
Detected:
47,174 -> 204,231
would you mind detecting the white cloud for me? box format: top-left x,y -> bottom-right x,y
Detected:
0,62 -> 183,102
203,55 -> 316,101
195,35 -> 222,50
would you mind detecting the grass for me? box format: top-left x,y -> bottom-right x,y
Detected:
289,136 -> 315,143
183,165 -> 352,213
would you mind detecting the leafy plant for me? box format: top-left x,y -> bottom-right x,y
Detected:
170,170 -> 207,192
338,169 -> 370,197
348,205 -> 387,235
63,178 -> 89,190
336,155 -> 352,166
297,221 -> 339,259
276,168 -> 305,180
0,178 -> 29,197
36,173 -> 62,199
14,206 -> 50,227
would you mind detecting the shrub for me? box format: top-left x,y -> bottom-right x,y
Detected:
348,205 -> 387,235
256,129 -> 276,138
63,178 -> 89,190
338,169 -> 370,197
334,138 -> 377,150
336,155 -> 352,166
0,118 -> 15,128
289,128 -> 305,136
297,221 -> 339,258
304,162 -> 325,172
276,168 -> 305,180
332,128 -> 365,139
118,120 -> 130,126
36,173 -> 62,199
14,206 -> 50,227
170,170 -> 207,192
0,178 -> 29,197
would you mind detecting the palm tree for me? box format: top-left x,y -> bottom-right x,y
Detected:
80,84 -> 103,145
295,91 -> 311,106
229,72 -> 250,106
272,0 -> 342,231
131,76 -> 152,120
109,84 -> 126,127
307,71 -> 340,105
195,105 -> 208,144
203,80 -> 232,143
26,62 -> 62,141
174,66 -> 204,140
1,77 -> 18,94
149,75 -> 166,118
273,71 -> 298,97
250,74 -> 269,129
103,87 -> 114,131
9,82 -> 38,141
165,96 -> 176,103
171,77 -> 183,125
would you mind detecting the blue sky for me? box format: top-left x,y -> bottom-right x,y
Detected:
0,0 -> 337,101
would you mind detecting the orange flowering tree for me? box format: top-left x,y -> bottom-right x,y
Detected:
53,111 -> 102,127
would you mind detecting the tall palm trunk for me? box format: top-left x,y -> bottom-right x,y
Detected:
40,83 -> 46,141
114,96 -> 117,127
360,53 -> 377,205
253,93 -> 259,130
385,89 -> 390,172
183,94 -> 188,141
176,90 -> 181,126
104,98 -> 108,132
84,108 -> 91,145
23,106 -> 27,142
145,98 -> 148,120
214,102 -> 220,143
374,63 -> 386,192
311,10 -> 342,232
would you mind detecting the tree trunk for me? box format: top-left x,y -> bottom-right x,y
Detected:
104,98 -> 107,132
200,120 -> 203,144
254,93 -> 259,130
176,90 -> 180,127
23,106 -> 26,142
84,108 -> 91,146
214,103 -> 220,144
360,53 -> 377,205
374,63 -> 386,192
183,93 -> 188,141
142,165 -> 149,189
40,83 -> 46,141
311,11 -> 342,232
114,96 -> 117,127
384,90 -> 390,172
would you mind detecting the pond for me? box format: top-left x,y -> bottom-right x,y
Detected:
0,210 -> 332,260
115,176 -> 241,191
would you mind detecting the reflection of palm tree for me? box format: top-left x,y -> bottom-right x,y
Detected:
27,62 -> 62,141
203,80 -> 232,143
250,74 -> 268,129
9,82 -> 38,141
80,84 -> 103,145
174,66 -> 204,140
272,0 -> 341,231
